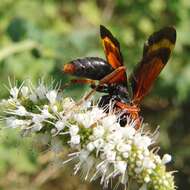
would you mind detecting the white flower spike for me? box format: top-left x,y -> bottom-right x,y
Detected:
0,79 -> 176,190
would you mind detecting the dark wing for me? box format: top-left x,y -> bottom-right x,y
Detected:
99,66 -> 126,85
130,26 -> 176,104
100,25 -> 123,69
100,25 -> 127,83
63,57 -> 114,80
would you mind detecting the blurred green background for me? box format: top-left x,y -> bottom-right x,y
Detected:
0,0 -> 190,189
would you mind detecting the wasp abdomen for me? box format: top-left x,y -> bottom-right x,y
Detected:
64,57 -> 114,80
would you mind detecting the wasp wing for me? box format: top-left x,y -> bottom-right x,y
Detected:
130,26 -> 176,103
100,25 -> 123,69
99,66 -> 126,85
100,25 -> 127,84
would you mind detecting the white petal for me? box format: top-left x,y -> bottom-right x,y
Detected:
15,106 -> 28,116
115,161 -> 127,174
105,150 -> 116,161
87,142 -> 95,152
46,90 -> 57,104
21,86 -> 29,97
29,93 -> 37,102
144,176 -> 151,183
69,125 -> 79,136
162,154 -> 172,164
55,120 -> 65,131
101,115 -> 117,128
10,87 -> 19,99
32,123 -> 43,131
71,135 -> 80,145
121,126 -> 136,139
93,125 -> 105,138
117,142 -> 131,152
36,84 -> 47,99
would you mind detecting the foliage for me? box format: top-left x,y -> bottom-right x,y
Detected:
0,0 -> 190,189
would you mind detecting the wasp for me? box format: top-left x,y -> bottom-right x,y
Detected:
63,25 -> 176,128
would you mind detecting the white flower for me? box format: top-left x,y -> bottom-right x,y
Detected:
93,125 -> 105,138
62,97 -> 75,110
29,93 -> 38,102
91,107 -> 105,118
103,143 -> 115,152
46,90 -> 57,104
32,114 -> 45,123
74,112 -> 95,128
74,107 -> 106,128
116,143 -> 131,152
10,87 -> 19,99
6,117 -> 23,128
106,129 -> 123,143
155,155 -> 162,164
134,134 -> 152,149
32,123 -> 43,131
143,149 -> 150,157
1,79 -> 176,190
52,105 -> 58,112
142,158 -> 156,169
36,84 -> 47,99
70,135 -> 80,145
41,106 -> 52,118
123,152 -> 129,158
144,176 -> 151,183
6,117 -> 31,128
55,120 -> 65,131
93,139 -> 104,149
121,126 -> 136,139
87,142 -> 95,152
15,106 -> 28,116
107,123 -> 120,133
105,150 -> 116,162
83,100 -> 91,108
74,113 -> 85,125
141,136 -> 152,147
162,154 -> 172,164
115,161 -> 127,174
101,115 -> 117,128
134,167 -> 143,174
69,125 -> 79,136
21,86 -> 29,97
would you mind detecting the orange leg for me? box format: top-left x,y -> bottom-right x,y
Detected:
116,101 -> 140,112
62,78 -> 96,89
116,101 -> 141,129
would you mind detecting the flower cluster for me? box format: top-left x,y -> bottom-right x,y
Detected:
0,80 -> 176,190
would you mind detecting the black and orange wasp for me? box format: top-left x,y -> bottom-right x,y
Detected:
63,25 -> 176,128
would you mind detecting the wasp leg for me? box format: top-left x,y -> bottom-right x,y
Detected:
91,83 -> 109,93
115,101 -> 141,129
116,101 -> 140,112
71,78 -> 96,85
62,78 -> 96,89
99,66 -> 127,85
